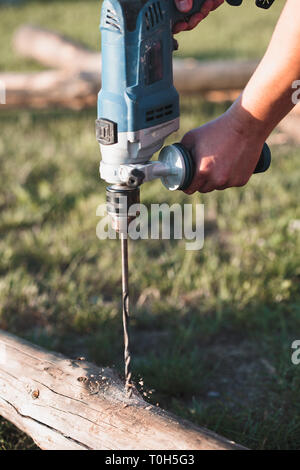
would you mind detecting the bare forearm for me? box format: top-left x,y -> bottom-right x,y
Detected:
231,0 -> 300,140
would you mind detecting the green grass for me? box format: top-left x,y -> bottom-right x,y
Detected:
0,417 -> 37,450
0,0 -> 299,451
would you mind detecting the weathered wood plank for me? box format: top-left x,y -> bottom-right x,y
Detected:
0,330 -> 245,450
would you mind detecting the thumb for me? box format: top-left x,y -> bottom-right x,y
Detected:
175,0 -> 194,13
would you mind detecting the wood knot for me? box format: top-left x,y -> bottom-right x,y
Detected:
31,389 -> 39,399
77,376 -> 88,383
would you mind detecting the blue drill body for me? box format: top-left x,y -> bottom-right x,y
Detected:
97,0 -> 206,185
98,0 -> 206,133
99,0 -> 176,133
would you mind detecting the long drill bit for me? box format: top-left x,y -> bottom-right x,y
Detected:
106,185 -> 139,398
121,232 -> 132,398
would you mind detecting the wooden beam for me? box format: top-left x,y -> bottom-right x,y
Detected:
173,58 -> 258,93
1,70 -> 99,110
13,25 -> 259,91
0,329 -> 245,450
13,25 -> 101,72
9,24 -> 300,119
0,25 -> 262,109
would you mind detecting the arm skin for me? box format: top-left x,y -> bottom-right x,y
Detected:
173,0 -> 224,33
178,0 -> 300,194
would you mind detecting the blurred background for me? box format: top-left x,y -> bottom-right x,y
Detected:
0,0 -> 299,450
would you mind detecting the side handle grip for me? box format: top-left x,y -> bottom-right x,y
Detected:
172,142 -> 271,191
253,143 -> 271,174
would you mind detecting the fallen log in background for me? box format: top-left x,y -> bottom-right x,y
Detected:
0,25 -> 261,109
172,58 -> 258,93
0,329 -> 245,450
3,24 -> 300,123
13,25 -> 101,73
13,25 -> 259,91
1,70 -> 99,109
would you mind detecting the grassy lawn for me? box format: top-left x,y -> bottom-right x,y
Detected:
1,0 -> 300,450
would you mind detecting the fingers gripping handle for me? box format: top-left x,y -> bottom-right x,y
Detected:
178,142 -> 271,190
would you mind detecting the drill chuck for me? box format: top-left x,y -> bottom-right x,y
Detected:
106,186 -> 140,234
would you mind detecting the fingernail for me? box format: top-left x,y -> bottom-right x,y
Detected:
177,0 -> 190,11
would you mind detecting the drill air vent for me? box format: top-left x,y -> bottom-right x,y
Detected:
105,8 -> 121,31
146,104 -> 173,123
145,2 -> 163,30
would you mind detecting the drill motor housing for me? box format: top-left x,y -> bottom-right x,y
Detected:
97,0 -> 206,184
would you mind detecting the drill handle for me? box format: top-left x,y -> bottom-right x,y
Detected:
176,142 -> 271,191
253,142 -> 272,174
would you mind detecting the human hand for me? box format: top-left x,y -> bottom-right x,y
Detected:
181,106 -> 266,194
173,0 -> 224,34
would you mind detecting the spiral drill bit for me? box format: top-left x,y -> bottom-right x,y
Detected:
121,233 -> 132,398
106,185 -> 140,398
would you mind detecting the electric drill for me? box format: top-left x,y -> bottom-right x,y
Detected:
96,0 -> 272,228
96,0 -> 274,396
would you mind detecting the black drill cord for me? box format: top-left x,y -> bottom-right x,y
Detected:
121,234 -> 133,398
